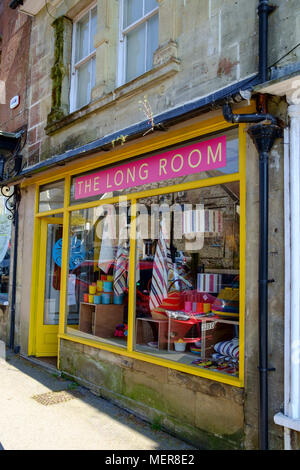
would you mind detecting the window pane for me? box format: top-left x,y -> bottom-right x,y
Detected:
126,22 -> 146,82
43,222 -> 63,325
124,0 -> 143,28
75,12 -> 90,63
66,203 -> 130,348
146,13 -> 158,71
90,6 -> 97,53
134,185 -> 240,378
0,196 -> 11,301
39,180 -> 65,212
70,127 -> 239,204
76,59 -> 93,110
145,0 -> 158,14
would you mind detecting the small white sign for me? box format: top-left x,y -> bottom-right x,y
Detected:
10,95 -> 20,109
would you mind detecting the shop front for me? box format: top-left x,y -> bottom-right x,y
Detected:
27,116 -> 245,389
19,111 -> 259,449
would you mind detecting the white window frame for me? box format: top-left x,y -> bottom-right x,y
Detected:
117,0 -> 159,87
70,2 -> 97,113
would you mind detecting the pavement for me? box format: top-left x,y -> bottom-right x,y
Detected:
0,351 -> 195,451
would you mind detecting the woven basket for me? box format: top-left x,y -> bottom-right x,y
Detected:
151,308 -> 168,320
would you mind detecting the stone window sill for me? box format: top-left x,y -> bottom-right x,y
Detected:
45,58 -> 180,136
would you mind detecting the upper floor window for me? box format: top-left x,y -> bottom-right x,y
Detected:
118,0 -> 159,86
70,4 -> 97,112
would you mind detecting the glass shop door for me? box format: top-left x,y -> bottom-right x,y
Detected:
35,217 -> 64,357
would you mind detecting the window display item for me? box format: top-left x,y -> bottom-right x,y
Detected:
97,281 -> 103,292
89,285 -> 96,294
174,340 -> 186,352
213,338 -> 239,359
94,295 -> 101,305
103,281 -> 113,292
88,294 -> 94,303
197,273 -> 222,293
101,293 -> 112,304
211,288 -> 239,318
114,323 -> 128,338
83,294 -> 89,303
113,239 -> 129,296
113,293 -> 124,305
203,303 -> 211,313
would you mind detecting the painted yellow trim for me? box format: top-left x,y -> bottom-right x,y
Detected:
28,185 -> 40,356
36,208 -> 65,218
58,333 -> 243,388
58,175 -> 71,340
29,116 -> 247,387
66,173 -> 240,213
127,200 -> 137,353
22,106 -> 255,189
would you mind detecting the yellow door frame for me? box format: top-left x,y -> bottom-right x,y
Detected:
29,215 -> 64,357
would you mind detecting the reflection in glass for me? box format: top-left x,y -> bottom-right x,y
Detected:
39,180 -> 64,212
44,223 -> 63,325
76,12 -> 89,63
126,23 -> 146,82
134,185 -> 240,378
66,203 -> 131,348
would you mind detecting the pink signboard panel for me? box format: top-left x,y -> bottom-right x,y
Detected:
74,135 -> 227,200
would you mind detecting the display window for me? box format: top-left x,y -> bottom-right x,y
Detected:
134,185 -> 240,377
66,202 -> 130,347
31,119 -> 245,386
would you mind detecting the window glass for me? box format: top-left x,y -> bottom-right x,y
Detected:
76,11 -> 89,63
0,195 -> 11,303
76,59 -> 95,110
134,185 -> 240,378
126,23 -> 146,82
146,13 -> 159,71
71,6 -> 97,112
66,202 -> 130,348
70,127 -> 239,205
90,7 -> 97,53
124,0 -> 143,28
144,0 -> 158,14
39,180 -> 64,212
122,0 -> 159,83
43,219 -> 63,325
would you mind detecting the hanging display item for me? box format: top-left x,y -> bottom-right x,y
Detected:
53,236 -> 86,270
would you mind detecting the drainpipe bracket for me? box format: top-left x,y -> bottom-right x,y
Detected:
257,2 -> 276,15
258,367 -> 276,372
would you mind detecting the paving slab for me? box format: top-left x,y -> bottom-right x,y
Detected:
0,351 -> 195,451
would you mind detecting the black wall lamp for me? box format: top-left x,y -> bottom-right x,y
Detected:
0,129 -> 24,181
0,129 -> 25,223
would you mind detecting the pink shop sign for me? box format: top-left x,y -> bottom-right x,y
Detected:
74,135 -> 227,200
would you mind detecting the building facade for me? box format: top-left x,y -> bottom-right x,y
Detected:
0,0 -> 31,342
1,0 -> 300,450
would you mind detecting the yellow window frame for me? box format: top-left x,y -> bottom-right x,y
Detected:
28,114 -> 247,388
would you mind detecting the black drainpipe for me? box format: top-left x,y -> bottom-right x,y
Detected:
223,0 -> 280,450
9,186 -> 20,352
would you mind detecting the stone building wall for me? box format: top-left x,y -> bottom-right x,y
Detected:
12,0 -> 297,449
0,0 -> 31,344
0,0 -> 31,132
24,0 -> 300,166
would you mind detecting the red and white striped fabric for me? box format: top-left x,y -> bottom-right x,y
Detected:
149,236 -> 173,311
197,273 -> 222,293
